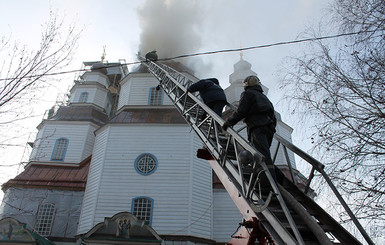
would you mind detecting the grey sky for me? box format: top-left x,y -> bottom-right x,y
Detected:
0,0 -> 330,201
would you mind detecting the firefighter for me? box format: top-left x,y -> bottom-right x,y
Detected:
222,75 -> 277,181
145,50 -> 158,61
187,78 -> 227,117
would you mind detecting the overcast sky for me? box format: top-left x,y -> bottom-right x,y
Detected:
0,0 -> 331,201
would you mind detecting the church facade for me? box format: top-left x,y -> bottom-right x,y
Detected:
0,57 -> 297,244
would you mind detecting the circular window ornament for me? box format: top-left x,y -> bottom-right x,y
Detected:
135,153 -> 158,175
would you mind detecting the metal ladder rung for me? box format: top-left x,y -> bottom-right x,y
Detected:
141,59 -> 307,245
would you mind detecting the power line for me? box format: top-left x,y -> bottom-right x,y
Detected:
0,30 -> 374,81
160,30 -> 375,61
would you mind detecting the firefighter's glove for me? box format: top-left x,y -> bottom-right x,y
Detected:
222,121 -> 231,131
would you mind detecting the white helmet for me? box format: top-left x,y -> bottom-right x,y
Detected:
243,75 -> 261,87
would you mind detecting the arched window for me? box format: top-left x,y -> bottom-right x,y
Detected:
51,138 -> 68,161
148,87 -> 163,105
34,203 -> 56,236
131,197 -> 153,225
134,153 -> 158,175
79,92 -> 89,103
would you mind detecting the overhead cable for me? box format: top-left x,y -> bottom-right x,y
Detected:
0,30 -> 374,81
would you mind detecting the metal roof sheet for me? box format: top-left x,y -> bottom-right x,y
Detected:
50,106 -> 109,125
2,156 -> 91,191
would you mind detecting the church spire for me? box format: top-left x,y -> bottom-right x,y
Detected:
101,45 -> 106,63
229,55 -> 254,85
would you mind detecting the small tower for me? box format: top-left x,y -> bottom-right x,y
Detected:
0,60 -> 128,242
29,61 -> 127,165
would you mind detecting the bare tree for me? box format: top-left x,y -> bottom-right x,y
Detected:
0,11 -> 81,125
0,11 -> 81,187
281,0 -> 384,231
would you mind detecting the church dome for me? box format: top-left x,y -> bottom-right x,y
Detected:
229,55 -> 257,85
233,56 -> 252,72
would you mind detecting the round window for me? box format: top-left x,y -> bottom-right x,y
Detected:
135,153 -> 158,175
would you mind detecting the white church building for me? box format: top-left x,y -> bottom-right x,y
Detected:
0,57 -> 297,245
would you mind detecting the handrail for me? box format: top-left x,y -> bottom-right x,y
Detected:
273,133 -> 374,245
233,108 -> 373,245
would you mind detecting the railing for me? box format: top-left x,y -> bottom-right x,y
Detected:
270,133 -> 375,245
234,111 -> 374,245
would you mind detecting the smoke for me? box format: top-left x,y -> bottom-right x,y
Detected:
137,0 -> 211,74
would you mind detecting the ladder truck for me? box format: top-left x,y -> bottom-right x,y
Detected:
139,57 -> 374,245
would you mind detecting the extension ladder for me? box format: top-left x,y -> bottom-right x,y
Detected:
140,59 -> 372,245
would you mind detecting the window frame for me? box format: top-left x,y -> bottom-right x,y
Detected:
50,137 -> 69,161
134,153 -> 158,175
34,203 -> 56,236
131,197 -> 154,226
79,92 -> 89,103
148,86 -> 163,105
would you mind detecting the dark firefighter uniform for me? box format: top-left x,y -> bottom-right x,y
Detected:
223,75 -> 277,181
